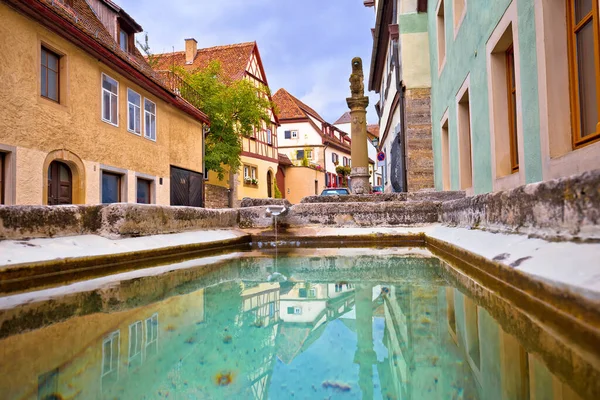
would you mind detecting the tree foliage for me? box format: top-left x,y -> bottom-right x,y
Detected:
176,61 -> 274,180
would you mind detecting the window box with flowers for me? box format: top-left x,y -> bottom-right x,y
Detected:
243,165 -> 259,187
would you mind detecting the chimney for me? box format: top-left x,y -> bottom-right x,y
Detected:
185,38 -> 197,65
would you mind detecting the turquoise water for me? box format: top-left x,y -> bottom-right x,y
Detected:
0,250 -> 587,399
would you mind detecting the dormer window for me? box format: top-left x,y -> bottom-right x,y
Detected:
119,28 -> 131,52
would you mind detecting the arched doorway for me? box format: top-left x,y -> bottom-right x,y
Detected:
267,170 -> 273,198
47,161 -> 72,205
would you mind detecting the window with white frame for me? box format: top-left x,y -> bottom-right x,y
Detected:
144,99 -> 156,140
102,73 -> 118,126
127,89 -> 141,135
128,321 -> 143,366
292,130 -> 298,138
101,330 -> 120,379
266,129 -> 273,145
306,149 -> 313,159
332,153 -> 339,164
309,288 -> 316,297
145,313 -> 158,357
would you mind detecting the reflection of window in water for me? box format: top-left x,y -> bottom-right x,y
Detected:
101,330 -> 120,390
128,320 -> 143,368
269,302 -> 275,317
145,313 -> 159,357
37,368 -> 59,400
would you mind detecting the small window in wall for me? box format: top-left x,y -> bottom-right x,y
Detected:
127,89 -> 141,135
506,45 -> 519,172
119,28 -> 130,53
0,152 -> 4,205
332,153 -> 339,164
441,115 -> 451,190
306,149 -> 313,159
41,47 -> 60,102
102,73 -> 119,126
292,130 -> 298,139
297,150 -> 305,160
136,178 -> 152,204
567,0 -> 600,147
266,129 -> 273,145
457,87 -> 473,190
144,99 -> 156,141
102,171 -> 122,204
437,0 -> 447,70
453,0 -> 466,33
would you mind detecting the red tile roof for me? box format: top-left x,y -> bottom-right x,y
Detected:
367,124 -> 380,139
7,0 -> 208,123
272,88 -> 325,122
334,112 -> 352,125
278,153 -> 294,166
154,42 -> 256,82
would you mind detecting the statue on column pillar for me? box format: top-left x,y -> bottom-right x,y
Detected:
346,58 -> 371,194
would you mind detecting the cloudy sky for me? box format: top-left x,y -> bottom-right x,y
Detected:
118,0 -> 379,124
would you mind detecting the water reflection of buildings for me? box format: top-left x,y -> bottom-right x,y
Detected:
0,256 -> 588,400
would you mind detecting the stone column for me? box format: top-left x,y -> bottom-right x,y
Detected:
346,57 -> 371,194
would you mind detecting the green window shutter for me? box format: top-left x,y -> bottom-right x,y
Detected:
287,307 -> 295,314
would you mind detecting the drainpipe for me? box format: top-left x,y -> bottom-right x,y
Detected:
323,143 -> 329,187
392,7 -> 408,193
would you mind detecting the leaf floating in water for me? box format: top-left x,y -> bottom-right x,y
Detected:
184,336 -> 196,344
214,371 -> 234,386
223,335 -> 232,344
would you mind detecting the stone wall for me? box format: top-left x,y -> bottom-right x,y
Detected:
405,88 -> 434,192
0,204 -> 238,240
204,184 -> 230,209
440,169 -> 600,240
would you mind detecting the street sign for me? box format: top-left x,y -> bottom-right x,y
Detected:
377,151 -> 385,163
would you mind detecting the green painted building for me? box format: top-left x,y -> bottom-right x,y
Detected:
428,0 -> 600,194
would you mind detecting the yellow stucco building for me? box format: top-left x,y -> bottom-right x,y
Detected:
0,0 -> 209,207
154,40 -> 280,207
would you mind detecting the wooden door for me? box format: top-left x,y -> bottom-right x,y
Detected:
170,166 -> 203,207
48,161 -> 72,205
267,171 -> 273,198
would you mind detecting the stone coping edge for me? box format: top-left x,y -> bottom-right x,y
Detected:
0,235 -> 251,294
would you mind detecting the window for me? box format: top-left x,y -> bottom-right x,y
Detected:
41,47 -> 60,102
299,288 -> 307,298
292,130 -> 298,138
128,321 -> 143,366
457,83 -> 473,190
266,129 -> 273,145
144,99 -> 156,140
119,28 -> 129,52
437,0 -> 446,71
297,150 -> 305,160
127,89 -> 141,135
243,165 -> 257,184
0,153 -> 4,205
306,149 -> 313,159
101,331 -> 120,379
102,73 -> 118,126
441,113 -> 451,190
309,288 -> 316,297
136,178 -> 152,204
453,0 -> 466,34
446,287 -> 457,339
343,156 -> 349,167
506,45 -> 519,172
567,0 -> 600,147
332,153 -> 339,164
286,306 -> 302,315
102,171 -> 122,203
284,130 -> 291,139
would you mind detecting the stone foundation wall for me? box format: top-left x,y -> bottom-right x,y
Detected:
405,88 -> 434,192
204,184 -> 230,209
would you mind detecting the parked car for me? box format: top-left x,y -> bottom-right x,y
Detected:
372,185 -> 384,194
320,188 -> 350,196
